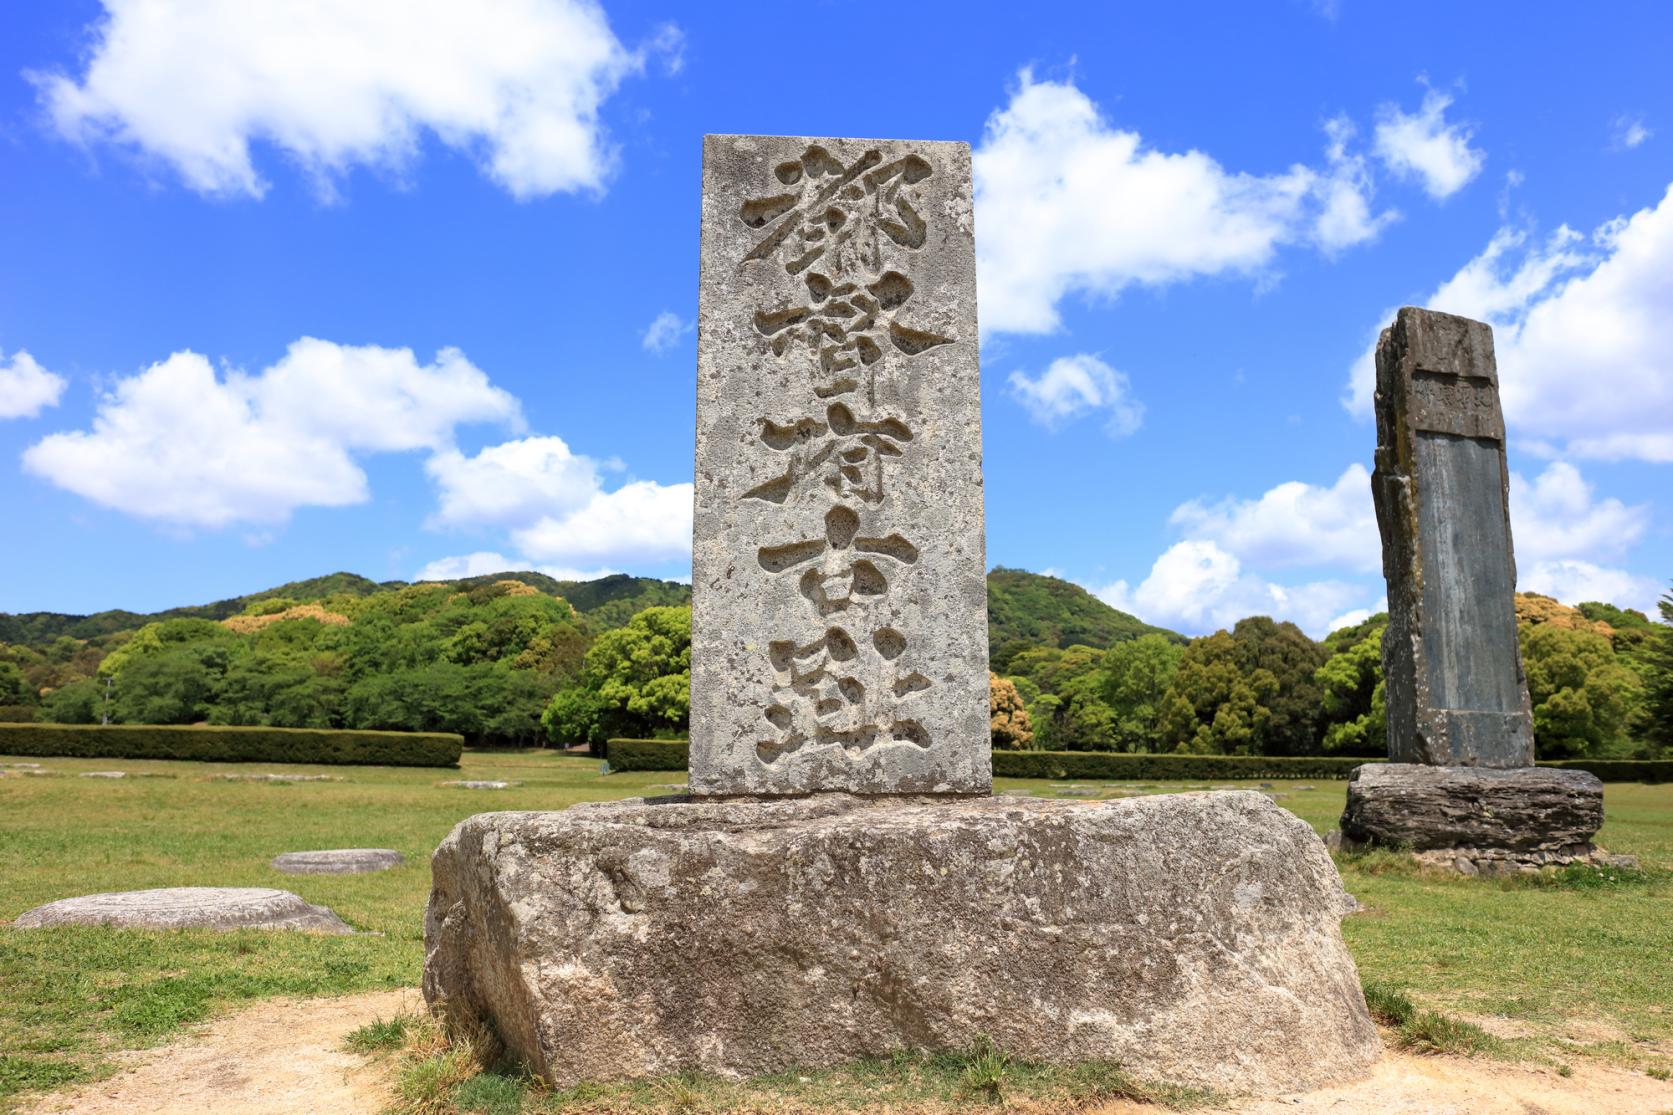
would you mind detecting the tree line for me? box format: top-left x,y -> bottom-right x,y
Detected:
2,575 -> 1668,760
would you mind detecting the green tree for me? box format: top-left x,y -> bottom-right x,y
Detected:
1642,588 -> 1673,756
1315,622 -> 1387,755
543,606 -> 691,750
1228,617 -> 1328,754
1100,634 -> 1183,751
110,644 -> 231,724
1159,631 -> 1279,754
42,678 -> 102,724
0,660 -> 35,706
1522,621 -> 1645,758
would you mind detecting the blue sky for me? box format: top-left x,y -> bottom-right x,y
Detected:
2,0 -> 1670,635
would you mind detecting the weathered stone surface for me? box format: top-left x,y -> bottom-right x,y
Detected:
1371,307 -> 1534,767
691,134 -> 988,797
424,791 -> 1378,1093
14,887 -> 353,933
271,848 -> 404,875
1340,763 -> 1603,852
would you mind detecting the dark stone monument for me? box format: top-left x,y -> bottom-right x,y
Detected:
1340,307 -> 1605,874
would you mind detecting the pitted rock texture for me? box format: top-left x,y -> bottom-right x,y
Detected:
14,886 -> 354,933
691,134 -> 989,796
1371,307 -> 1535,767
1340,763 -> 1603,852
423,792 -> 1378,1093
271,849 -> 404,875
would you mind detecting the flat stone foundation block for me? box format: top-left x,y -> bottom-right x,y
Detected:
1339,763 -> 1603,852
271,848 -> 404,875
14,887 -> 354,933
423,792 -> 1379,1094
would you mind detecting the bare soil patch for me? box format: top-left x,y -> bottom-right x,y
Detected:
21,989 -> 412,1115
17,990 -> 1673,1114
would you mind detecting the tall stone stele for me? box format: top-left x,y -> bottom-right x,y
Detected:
422,135 -> 1379,1095
1339,307 -> 1604,870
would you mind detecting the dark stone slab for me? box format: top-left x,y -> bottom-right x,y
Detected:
1339,763 -> 1603,852
1371,307 -> 1534,767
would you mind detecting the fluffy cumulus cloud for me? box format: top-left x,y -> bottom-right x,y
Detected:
422,435 -> 691,574
31,0 -> 671,199
1098,455 -> 1656,636
1520,560 -> 1663,614
425,436 -> 603,528
1006,353 -> 1143,436
1169,464 -> 1379,574
1346,183 -> 1673,463
413,551 -> 619,584
1372,86 -> 1485,200
640,311 -> 691,354
973,71 -> 1392,335
1509,461 -> 1647,564
1096,541 -> 1367,638
0,349 -> 68,419
22,339 -> 519,527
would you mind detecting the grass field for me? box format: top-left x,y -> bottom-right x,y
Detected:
1,750 -> 1669,1111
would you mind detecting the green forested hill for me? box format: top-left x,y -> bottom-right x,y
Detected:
0,571 -> 690,645
3,567 -> 1170,663
987,567 -> 1182,671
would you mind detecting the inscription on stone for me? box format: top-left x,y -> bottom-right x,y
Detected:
690,135 -> 988,796
1371,307 -> 1534,766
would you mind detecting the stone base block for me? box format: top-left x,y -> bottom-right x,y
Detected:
1339,763 -> 1603,854
423,792 -> 1379,1094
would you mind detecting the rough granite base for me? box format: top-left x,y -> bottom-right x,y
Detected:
423,792 -> 1379,1094
1338,763 -> 1607,873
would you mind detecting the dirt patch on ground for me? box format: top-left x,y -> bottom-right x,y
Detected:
1192,1050 -> 1673,1115
18,992 -> 1673,1115
22,989 -> 413,1115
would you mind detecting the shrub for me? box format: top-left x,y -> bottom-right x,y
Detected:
605,738 -> 689,772
0,722 -> 461,767
0,705 -> 39,723
1540,758 -> 1673,783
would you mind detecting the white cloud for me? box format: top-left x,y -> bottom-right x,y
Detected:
512,479 -> 692,567
1611,114 -> 1652,151
973,71 -> 1387,335
31,0 -> 666,200
1006,353 -> 1143,435
413,550 -> 617,583
1346,184 -> 1673,462
1169,464 -> 1378,573
641,311 -> 691,354
1509,461 -> 1647,564
1520,560 -> 1663,615
1327,607 -> 1377,633
1372,86 -> 1485,200
1314,116 -> 1399,253
423,432 -> 691,570
22,339 -> 518,527
426,436 -> 602,528
1096,540 -> 1368,638
0,350 -> 68,419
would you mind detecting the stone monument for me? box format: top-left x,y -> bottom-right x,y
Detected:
1339,307 -> 1604,872
423,134 -> 1379,1095
690,135 -> 988,796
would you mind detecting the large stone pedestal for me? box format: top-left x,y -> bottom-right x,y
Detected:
1339,763 -> 1605,874
424,791 -> 1379,1094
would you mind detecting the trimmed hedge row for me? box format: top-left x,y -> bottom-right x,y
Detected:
601,741 -> 1673,783
0,722 -> 462,768
1541,758 -> 1673,784
993,750 -> 1376,781
606,738 -> 690,772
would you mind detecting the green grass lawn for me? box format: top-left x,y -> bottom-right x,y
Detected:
1,752 -> 1668,1111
